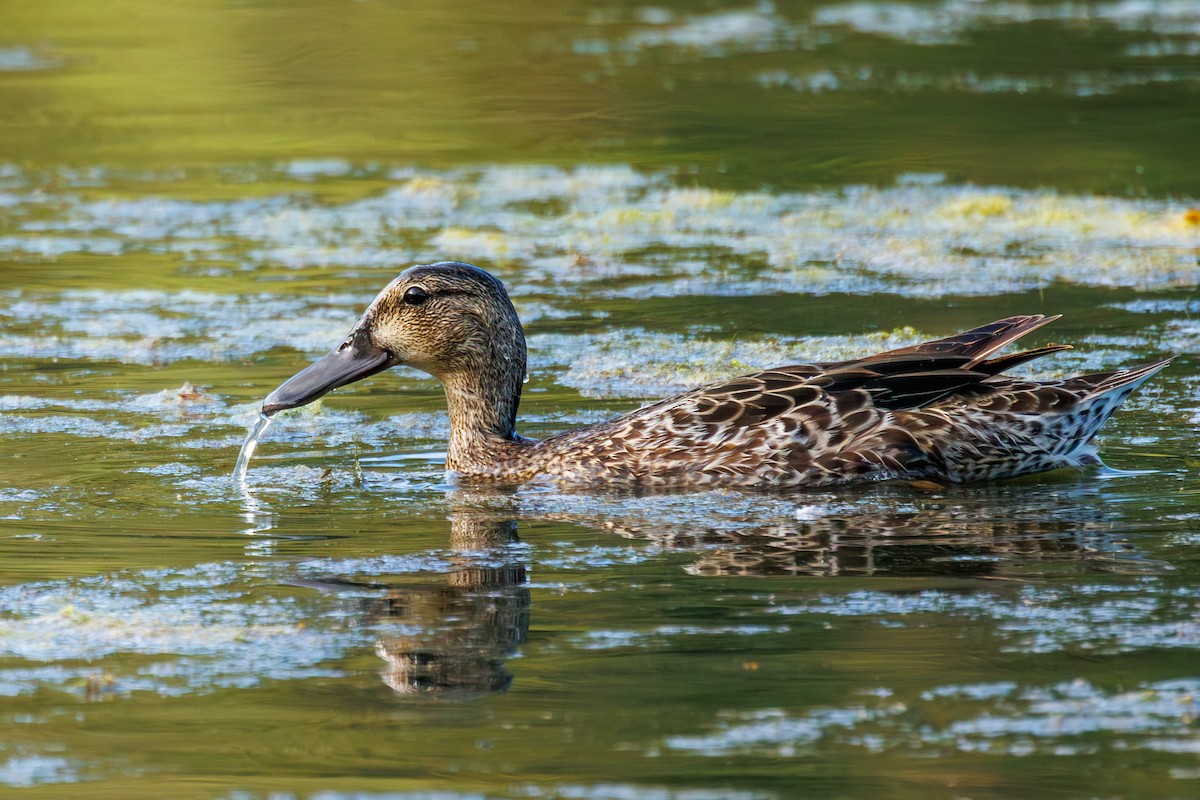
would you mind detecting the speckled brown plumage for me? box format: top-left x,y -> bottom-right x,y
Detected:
263,262 -> 1172,489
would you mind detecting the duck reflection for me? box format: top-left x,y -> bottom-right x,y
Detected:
374,512 -> 529,696
292,508 -> 530,698
522,479 -> 1156,579
685,508 -> 1140,578
287,479 -> 1154,697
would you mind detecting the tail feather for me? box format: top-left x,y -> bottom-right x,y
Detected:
1057,358 -> 1174,458
977,343 -> 1074,376
871,314 -> 1063,367
1079,357 -> 1175,399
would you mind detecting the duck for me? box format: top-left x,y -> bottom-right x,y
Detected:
261,261 -> 1171,488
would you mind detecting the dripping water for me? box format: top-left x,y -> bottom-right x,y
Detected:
234,412 -> 275,485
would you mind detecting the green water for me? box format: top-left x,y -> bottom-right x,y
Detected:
2,1 -> 1199,798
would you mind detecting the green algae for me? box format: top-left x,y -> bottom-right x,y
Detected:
5,165 -> 1195,306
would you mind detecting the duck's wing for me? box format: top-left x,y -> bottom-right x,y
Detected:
579,317 -> 1163,486
680,315 -> 1070,424
814,315 -> 1072,376
679,362 -> 988,428
849,314 -> 1064,369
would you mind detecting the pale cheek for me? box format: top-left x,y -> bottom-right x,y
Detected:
383,326 -> 452,368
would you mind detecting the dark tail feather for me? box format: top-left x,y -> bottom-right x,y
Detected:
977,344 -> 1073,376
872,314 -> 1062,366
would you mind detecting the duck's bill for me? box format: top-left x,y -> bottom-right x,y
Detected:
262,328 -> 395,416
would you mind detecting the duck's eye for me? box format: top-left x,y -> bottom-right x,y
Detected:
403,286 -> 430,306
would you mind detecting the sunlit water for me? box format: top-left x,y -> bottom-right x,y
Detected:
2,1 -> 1200,798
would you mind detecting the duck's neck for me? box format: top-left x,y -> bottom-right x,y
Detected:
441,345 -> 531,474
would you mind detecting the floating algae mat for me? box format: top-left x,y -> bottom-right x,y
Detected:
0,165 -> 1196,307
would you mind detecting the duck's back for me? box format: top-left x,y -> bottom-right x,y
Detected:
527,316 -> 1170,488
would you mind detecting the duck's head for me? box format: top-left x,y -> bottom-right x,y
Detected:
262,262 -> 526,417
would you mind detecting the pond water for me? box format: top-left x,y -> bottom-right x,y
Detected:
2,1 -> 1199,798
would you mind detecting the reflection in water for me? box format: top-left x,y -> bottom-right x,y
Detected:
692,508 -> 1140,579
321,482 -> 1152,695
524,481 -> 1157,579
235,463 -> 281,559
679,513 -> 1141,578
292,507 -> 530,697
280,480 -> 1155,696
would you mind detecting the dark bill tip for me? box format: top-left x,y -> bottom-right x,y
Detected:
262,327 -> 394,416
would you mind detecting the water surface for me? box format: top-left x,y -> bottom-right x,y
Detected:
1,1 -> 1199,798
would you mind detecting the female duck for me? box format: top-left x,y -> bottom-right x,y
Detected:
261,261 -> 1170,488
